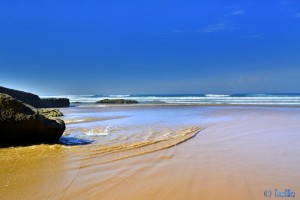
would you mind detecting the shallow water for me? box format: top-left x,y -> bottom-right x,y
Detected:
1,105 -> 300,200
60,106 -> 227,147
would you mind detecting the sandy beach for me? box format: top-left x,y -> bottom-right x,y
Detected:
1,105 -> 299,200
2,0 -> 300,198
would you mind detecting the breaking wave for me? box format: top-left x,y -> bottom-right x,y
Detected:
41,94 -> 300,106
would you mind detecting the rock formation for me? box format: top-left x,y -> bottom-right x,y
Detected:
0,86 -> 40,107
0,86 -> 70,108
40,98 -> 70,108
39,108 -> 64,118
96,99 -> 138,104
0,94 -> 65,144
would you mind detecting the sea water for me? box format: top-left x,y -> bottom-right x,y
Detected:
41,93 -> 300,106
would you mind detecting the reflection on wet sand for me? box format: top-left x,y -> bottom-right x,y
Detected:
64,116 -> 128,125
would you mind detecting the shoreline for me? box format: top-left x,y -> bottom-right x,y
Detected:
1,105 -> 300,200
73,102 -> 300,108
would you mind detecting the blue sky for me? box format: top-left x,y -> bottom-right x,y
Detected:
0,0 -> 300,95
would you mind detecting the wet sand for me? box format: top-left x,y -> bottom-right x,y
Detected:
1,106 -> 300,200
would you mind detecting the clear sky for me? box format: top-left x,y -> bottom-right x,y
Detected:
0,0 -> 300,95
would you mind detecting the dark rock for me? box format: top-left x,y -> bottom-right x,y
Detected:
0,86 -> 41,107
96,99 -> 138,104
0,94 -> 65,144
0,86 -> 70,108
39,108 -> 64,118
40,98 -> 70,108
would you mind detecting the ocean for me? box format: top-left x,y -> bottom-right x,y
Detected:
41,93 -> 300,106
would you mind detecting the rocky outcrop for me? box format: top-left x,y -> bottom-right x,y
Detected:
39,108 -> 64,118
0,86 -> 70,108
0,94 -> 65,144
40,98 -> 70,108
0,86 -> 41,107
96,99 -> 138,104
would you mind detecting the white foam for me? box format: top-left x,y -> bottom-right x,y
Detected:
41,94 -> 300,106
205,94 -> 231,97
86,127 -> 111,136
108,95 -> 130,98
